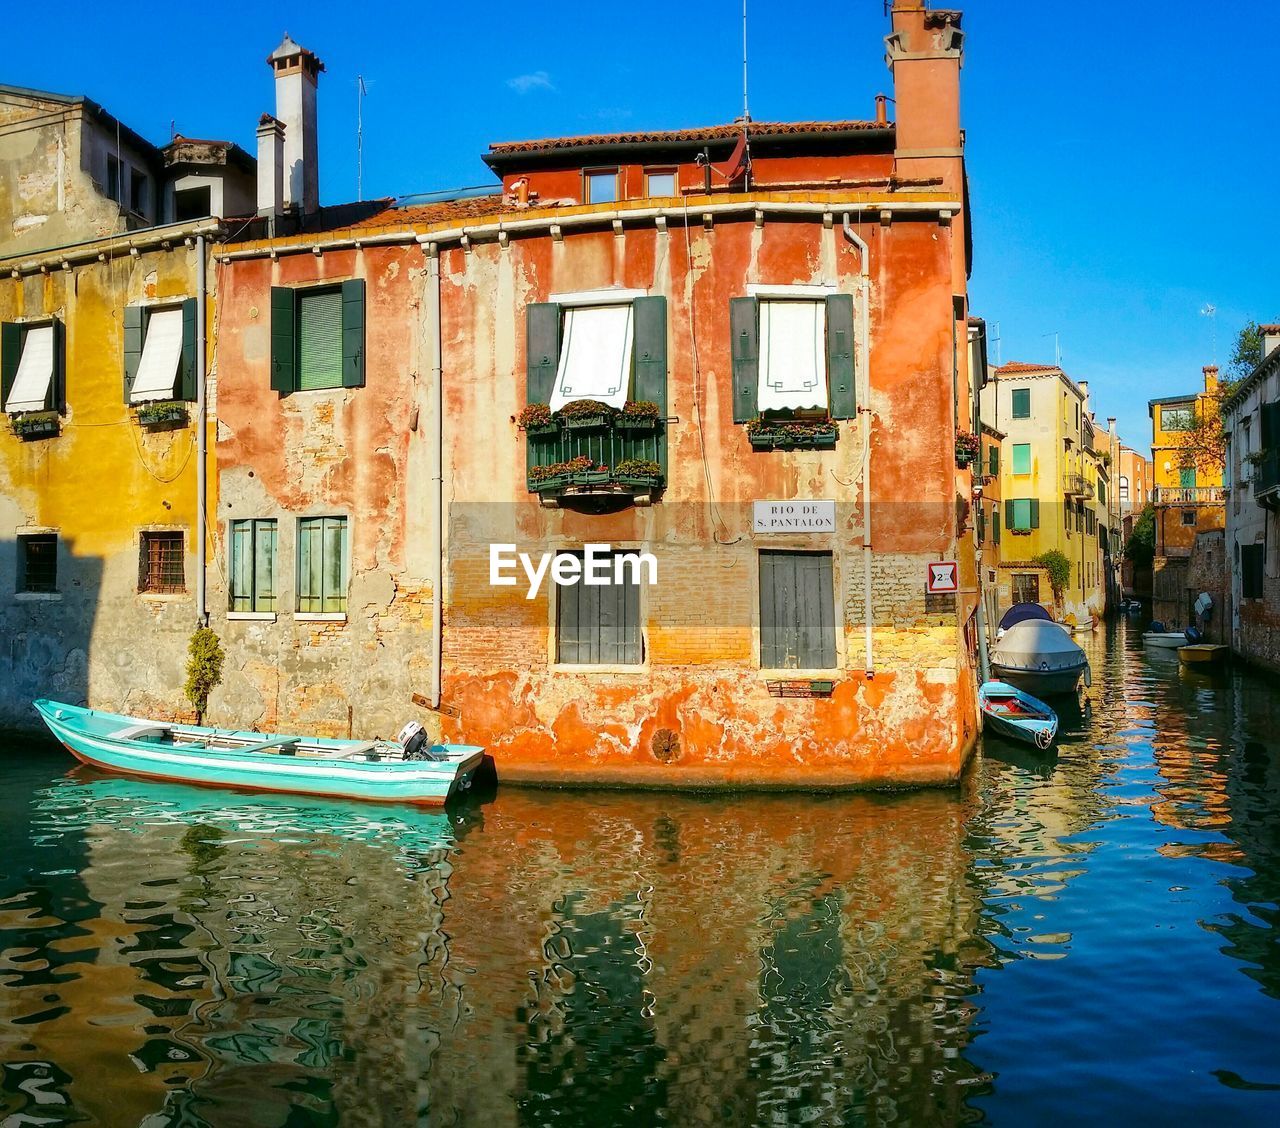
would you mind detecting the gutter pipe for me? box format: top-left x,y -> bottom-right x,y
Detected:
196,233 -> 208,627
426,245 -> 444,708
842,213 -> 875,678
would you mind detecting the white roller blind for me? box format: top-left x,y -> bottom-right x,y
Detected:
130,308 -> 184,402
6,326 -> 54,413
549,304 -> 633,412
758,300 -> 828,412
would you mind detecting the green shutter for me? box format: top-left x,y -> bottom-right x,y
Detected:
1263,402 -> 1280,451
526,303 -> 560,405
1030,498 -> 1040,529
0,322 -> 19,410
270,287 -> 297,393
988,444 -> 999,476
1005,498 -> 1014,528
976,506 -> 985,544
631,296 -> 667,412
826,293 -> 856,420
341,278 -> 366,388
123,305 -> 145,402
730,296 -> 759,423
49,318 -> 65,413
298,289 -> 343,391
993,508 -> 1001,545
179,297 -> 198,402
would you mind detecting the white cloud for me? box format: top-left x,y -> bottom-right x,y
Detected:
507,71 -> 554,94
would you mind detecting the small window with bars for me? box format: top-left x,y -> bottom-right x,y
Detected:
230,519 -> 278,612
1012,573 -> 1040,604
556,550 -> 644,665
139,531 -> 185,593
18,534 -> 57,593
297,516 -> 348,613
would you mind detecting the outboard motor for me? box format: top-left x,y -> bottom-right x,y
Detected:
397,721 -> 446,762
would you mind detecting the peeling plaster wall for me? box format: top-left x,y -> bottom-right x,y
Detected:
0,245 -> 212,730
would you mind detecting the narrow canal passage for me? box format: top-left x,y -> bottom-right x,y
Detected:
2,621 -> 1279,1125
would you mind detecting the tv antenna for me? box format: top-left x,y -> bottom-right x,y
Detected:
1200,302 -> 1217,363
741,0 -> 751,122
357,75 -> 368,201
1042,331 -> 1062,367
992,320 -> 1002,367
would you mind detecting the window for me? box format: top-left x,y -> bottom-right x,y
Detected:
992,504 -> 1001,545
1011,388 -> 1031,419
556,550 -> 644,665
1012,573 -> 1040,604
270,281 -> 366,394
106,154 -> 121,202
1097,477 -> 1106,505
174,185 -> 212,222
644,168 -> 677,197
730,294 -> 856,422
987,444 -> 999,477
1,320 -> 64,414
1162,406 -> 1194,432
1179,466 -> 1197,489
551,303 -> 635,411
297,516 -> 347,613
129,166 -> 147,216
1242,544 -> 1265,599
139,532 -> 185,593
18,534 -> 57,593
1012,443 -> 1031,475
1119,475 -> 1130,503
584,168 -> 619,204
230,519 -> 278,612
1006,497 -> 1039,531
125,303 -> 195,404
976,505 -> 986,544
759,551 -> 836,669
1181,509 -> 1196,526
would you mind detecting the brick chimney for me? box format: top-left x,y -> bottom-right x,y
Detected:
268,33 -> 323,215
256,114 -> 285,230
1261,325 -> 1280,362
885,2 -> 964,186
1203,364 -> 1219,395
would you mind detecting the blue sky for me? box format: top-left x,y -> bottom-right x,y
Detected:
7,1 -> 1274,448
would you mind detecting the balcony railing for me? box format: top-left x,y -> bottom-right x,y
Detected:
1153,486 -> 1225,505
1063,472 -> 1094,499
1253,452 -> 1280,500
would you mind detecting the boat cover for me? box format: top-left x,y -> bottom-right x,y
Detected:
991,619 -> 1088,673
998,603 -> 1053,631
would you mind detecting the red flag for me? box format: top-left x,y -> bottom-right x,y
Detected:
711,132 -> 748,181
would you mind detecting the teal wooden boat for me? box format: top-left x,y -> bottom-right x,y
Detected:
33,699 -> 485,807
979,681 -> 1059,750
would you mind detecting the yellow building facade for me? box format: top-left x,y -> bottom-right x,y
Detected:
980,363 -> 1109,625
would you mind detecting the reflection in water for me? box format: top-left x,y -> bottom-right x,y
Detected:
2,623 -> 1280,1124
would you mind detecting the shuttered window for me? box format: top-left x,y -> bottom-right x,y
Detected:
1011,388 -> 1031,419
1242,544 -> 1265,599
556,551 -> 643,665
759,551 -> 836,670
230,519 -> 277,612
987,444 -> 999,477
1006,497 -> 1040,531
297,516 -> 347,613
1012,443 -> 1031,475
298,289 -> 343,391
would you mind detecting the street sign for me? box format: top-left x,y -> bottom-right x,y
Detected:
752,500 -> 835,533
926,560 -> 959,594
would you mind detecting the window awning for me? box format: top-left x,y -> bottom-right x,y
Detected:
758,300 -> 828,412
550,304 -> 633,412
5,326 -> 54,413
130,308 -> 184,403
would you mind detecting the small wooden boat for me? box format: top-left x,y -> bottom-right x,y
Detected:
980,681 -> 1059,749
1177,643 -> 1230,668
33,699 -> 485,807
1143,630 -> 1188,649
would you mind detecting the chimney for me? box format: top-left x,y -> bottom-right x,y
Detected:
1261,324 -> 1280,363
885,2 -> 964,178
268,33 -> 324,215
256,114 -> 285,230
875,93 -> 888,124
1203,364 -> 1219,395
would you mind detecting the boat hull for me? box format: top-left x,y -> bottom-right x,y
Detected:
979,681 -> 1059,749
989,663 -> 1084,697
34,700 -> 484,807
1178,644 -> 1229,667
1143,632 -> 1187,649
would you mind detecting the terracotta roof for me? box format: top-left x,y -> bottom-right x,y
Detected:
486,119 -> 888,158
996,362 -> 1060,374
340,194 -> 507,231
1260,324 -> 1280,332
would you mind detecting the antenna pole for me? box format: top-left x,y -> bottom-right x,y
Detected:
742,0 -> 750,122
357,75 -> 366,202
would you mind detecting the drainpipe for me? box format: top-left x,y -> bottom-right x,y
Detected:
426,244 -> 444,708
842,214 -> 874,677
196,233 -> 208,627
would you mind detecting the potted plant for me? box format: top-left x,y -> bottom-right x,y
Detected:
564,455 -> 611,486
747,417 -> 839,450
10,411 -> 60,439
555,398 -> 614,431
616,400 -> 662,431
137,400 -> 189,427
954,429 -> 981,468
516,403 -> 559,435
613,458 -> 663,488
528,462 -> 570,493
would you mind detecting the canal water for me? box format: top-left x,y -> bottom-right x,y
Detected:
2,621 -> 1279,1125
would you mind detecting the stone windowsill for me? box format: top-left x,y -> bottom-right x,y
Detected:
294,612 -> 348,622
228,611 -> 277,622
14,591 -> 62,601
550,663 -> 649,675
140,592 -> 187,602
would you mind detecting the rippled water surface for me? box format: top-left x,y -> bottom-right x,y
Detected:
3,622 -> 1280,1125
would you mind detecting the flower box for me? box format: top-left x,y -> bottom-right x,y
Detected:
11,411 -> 61,439
748,423 -> 838,450
563,413 -> 611,431
528,473 -> 569,493
569,470 -> 612,486
614,415 -> 661,432
614,474 -> 662,490
523,421 -> 560,437
137,401 -> 189,427
517,404 -> 558,434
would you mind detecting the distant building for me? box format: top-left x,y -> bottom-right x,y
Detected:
1147,365 -> 1226,632
1221,325 -> 1280,669
980,362 -> 1109,625
1117,443 -> 1154,598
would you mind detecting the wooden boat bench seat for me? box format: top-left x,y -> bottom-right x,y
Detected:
236,736 -> 302,754
111,722 -> 173,742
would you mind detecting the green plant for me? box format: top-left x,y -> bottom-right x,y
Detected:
621,400 -> 660,420
555,398 -> 614,419
1032,549 -> 1072,603
954,429 -> 981,462
517,403 -> 553,429
1125,504 -> 1156,568
614,458 -> 662,479
746,418 -> 835,439
1245,450 -> 1268,466
183,627 -> 225,724
528,463 -> 565,483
